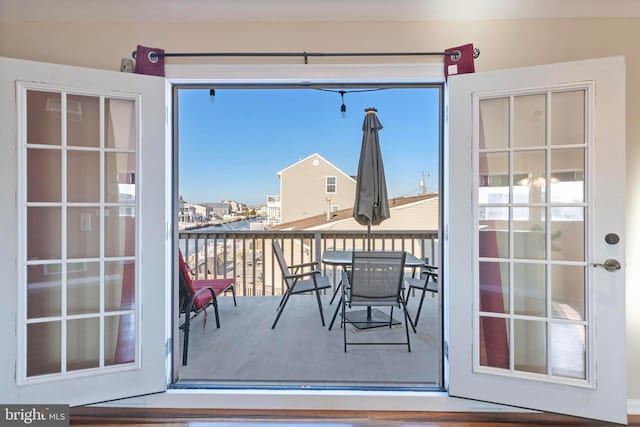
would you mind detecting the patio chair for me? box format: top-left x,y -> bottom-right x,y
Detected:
341,251 -> 411,352
271,240 -> 332,329
404,264 -> 438,327
178,250 -> 236,365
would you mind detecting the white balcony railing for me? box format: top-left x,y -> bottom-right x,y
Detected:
179,230 -> 439,296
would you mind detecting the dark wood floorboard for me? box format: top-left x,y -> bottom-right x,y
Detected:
70,407 -> 640,426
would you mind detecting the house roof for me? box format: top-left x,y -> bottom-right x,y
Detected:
271,193 -> 438,230
276,153 -> 357,183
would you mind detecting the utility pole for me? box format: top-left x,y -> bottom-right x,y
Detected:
326,196 -> 332,221
420,172 -> 429,195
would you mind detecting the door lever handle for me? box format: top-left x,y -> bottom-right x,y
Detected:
592,259 -> 621,272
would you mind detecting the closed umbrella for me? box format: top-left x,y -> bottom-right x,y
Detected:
347,108 -> 395,329
353,107 -> 390,250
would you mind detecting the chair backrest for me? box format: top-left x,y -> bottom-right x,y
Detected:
272,240 -> 293,289
349,251 -> 406,304
178,249 -> 193,287
178,250 -> 204,311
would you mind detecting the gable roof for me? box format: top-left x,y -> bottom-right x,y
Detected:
271,193 -> 438,230
277,153 -> 357,183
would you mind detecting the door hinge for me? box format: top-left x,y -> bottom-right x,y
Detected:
444,340 -> 449,360
165,338 -> 172,357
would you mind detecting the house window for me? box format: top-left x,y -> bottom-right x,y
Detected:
326,176 -> 337,193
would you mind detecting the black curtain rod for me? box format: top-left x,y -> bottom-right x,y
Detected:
132,50 -> 475,64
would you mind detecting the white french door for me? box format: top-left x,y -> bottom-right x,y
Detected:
447,57 -> 626,424
0,57 -> 168,405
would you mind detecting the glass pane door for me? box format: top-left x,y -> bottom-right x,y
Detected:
2,58 -> 166,406
447,57 -> 626,424
476,88 -> 588,382
23,88 -> 138,380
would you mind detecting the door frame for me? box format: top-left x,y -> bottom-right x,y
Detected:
169,62 -> 446,387
106,60 -> 631,416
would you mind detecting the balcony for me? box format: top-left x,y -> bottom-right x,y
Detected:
176,229 -> 441,388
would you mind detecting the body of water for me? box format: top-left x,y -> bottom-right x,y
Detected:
199,216 -> 266,232
179,217 -> 267,258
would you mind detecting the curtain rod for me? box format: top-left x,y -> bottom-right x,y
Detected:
132,50 -> 479,64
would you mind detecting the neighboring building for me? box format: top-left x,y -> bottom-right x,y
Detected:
192,203 -> 210,220
204,202 -> 232,218
178,199 -> 210,223
272,194 -> 439,232
221,200 -> 246,214
266,196 -> 282,224
255,204 -> 268,218
266,195 -> 281,224
277,153 -> 357,224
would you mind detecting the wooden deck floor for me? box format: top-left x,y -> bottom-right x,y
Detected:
70,408 -> 640,426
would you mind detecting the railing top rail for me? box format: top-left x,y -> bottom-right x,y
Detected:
179,229 -> 439,237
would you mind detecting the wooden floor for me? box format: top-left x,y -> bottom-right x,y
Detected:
70,408 -> 640,426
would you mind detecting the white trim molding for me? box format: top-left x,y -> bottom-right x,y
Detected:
99,389 -> 528,412
163,60 -> 450,414
99,392 -> 640,416
166,63 -> 444,84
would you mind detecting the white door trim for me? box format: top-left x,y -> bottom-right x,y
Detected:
167,62 -> 445,84
160,59 -> 632,417
166,61 -> 454,410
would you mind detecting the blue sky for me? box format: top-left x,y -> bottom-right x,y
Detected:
178,87 -> 440,206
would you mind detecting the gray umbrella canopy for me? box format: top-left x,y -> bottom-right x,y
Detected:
353,108 -> 390,235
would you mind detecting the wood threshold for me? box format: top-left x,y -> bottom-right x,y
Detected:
70,407 -> 640,426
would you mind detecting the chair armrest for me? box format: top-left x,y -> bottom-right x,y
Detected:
420,264 -> 438,280
341,270 -> 351,289
288,261 -> 319,271
284,269 -> 322,280
185,285 -> 217,314
192,285 -> 217,299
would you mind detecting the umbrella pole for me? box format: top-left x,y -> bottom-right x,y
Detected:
367,220 -> 372,319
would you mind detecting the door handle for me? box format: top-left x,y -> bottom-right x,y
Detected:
592,259 -> 621,272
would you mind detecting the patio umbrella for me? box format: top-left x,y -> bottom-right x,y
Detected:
353,107 -> 390,250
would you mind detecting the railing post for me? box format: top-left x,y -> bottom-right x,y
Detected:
314,232 -> 322,267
